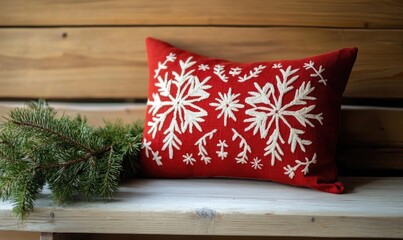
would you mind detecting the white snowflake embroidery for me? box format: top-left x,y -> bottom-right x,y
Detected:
198,64 -> 210,71
304,60 -> 327,85
272,63 -> 282,69
244,66 -> 323,166
213,64 -> 229,82
142,138 -> 162,166
151,151 -> 162,166
195,129 -> 217,164
142,138 -> 152,157
209,88 -> 245,126
183,153 -> 196,165
283,153 -> 317,179
251,157 -> 263,170
216,140 -> 228,160
238,65 -> 267,82
231,129 -> 251,164
229,67 -> 242,76
148,55 -> 212,159
154,53 -> 176,78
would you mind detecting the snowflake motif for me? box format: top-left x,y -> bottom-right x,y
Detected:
148,55 -> 212,159
304,61 -> 327,85
142,138 -> 162,166
272,63 -> 282,69
151,151 -> 163,166
198,64 -> 210,71
183,153 -> 196,165
216,140 -> 228,160
229,67 -> 242,76
283,153 -> 317,179
251,157 -> 263,170
210,88 -> 245,126
244,66 -> 323,166
142,138 -> 152,157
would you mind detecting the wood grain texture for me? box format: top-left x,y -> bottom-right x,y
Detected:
337,147 -> 403,172
0,231 -> 39,240
0,0 -> 402,28
0,231 -> 383,240
0,178 -> 402,238
46,233 -> 394,240
337,107 -> 403,172
0,103 -> 402,171
0,102 -> 146,127
339,107 -> 403,147
0,232 -> 386,240
40,233 -> 54,240
0,27 -> 402,100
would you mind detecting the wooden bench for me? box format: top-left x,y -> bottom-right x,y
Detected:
0,1 -> 402,239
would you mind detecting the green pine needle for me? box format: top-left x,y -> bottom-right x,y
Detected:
0,100 -> 143,220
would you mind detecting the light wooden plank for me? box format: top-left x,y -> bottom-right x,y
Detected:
339,107 -> 403,147
1,231 -> 370,240
1,103 -> 402,172
337,107 -> 403,172
40,233 -> 54,240
0,27 -> 402,100
0,178 -> 402,238
0,231 -> 39,240
337,147 -> 403,172
0,102 -> 146,127
0,0 -> 402,28
44,233 -> 381,240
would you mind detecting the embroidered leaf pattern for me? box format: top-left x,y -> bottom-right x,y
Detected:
284,153 -> 317,179
229,67 -> 242,76
213,64 -> 229,82
304,61 -> 327,85
195,129 -> 217,164
154,53 -> 176,78
142,138 -> 163,166
238,65 -> 267,82
232,128 -> 251,164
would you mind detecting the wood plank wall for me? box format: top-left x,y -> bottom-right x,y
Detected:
0,1 -> 402,28
0,27 -> 402,100
0,1 -> 402,240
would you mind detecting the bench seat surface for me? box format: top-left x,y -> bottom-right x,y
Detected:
1,177 -> 402,238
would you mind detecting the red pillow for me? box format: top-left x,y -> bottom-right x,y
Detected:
141,37 -> 357,193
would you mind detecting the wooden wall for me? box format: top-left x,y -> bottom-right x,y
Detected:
0,1 -> 402,239
0,1 -> 402,100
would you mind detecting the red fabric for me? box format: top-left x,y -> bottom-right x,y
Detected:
141,37 -> 357,193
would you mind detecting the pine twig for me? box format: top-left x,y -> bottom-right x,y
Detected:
11,120 -> 94,153
0,100 -> 143,220
38,145 -> 112,170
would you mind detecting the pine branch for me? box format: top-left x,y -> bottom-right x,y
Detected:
0,100 -> 143,220
11,119 -> 94,153
37,145 -> 111,170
